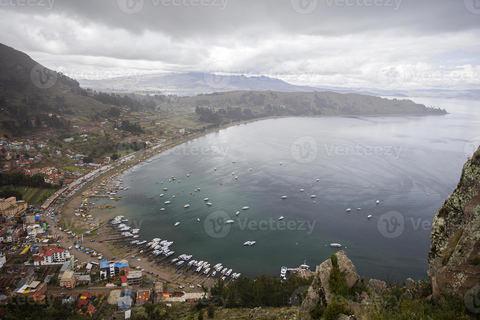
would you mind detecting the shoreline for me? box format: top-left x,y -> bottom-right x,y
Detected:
56,111 -> 445,288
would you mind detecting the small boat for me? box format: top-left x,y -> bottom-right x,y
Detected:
174,222 -> 180,227
184,204 -> 190,208
160,208 -> 165,211
204,198 -> 209,201
235,211 -> 240,216
207,202 -> 212,206
211,271 -> 217,277
187,174 -> 190,177
316,178 -> 320,182
367,215 -> 372,219
244,241 -> 256,246
249,168 -> 253,171
163,188 -> 168,191
159,194 -> 164,197
197,218 -> 200,222
346,208 -> 351,212
214,168 -> 217,171
330,243 -> 342,248
357,208 -> 361,211
299,189 -> 304,192
225,220 -> 235,224
376,200 -> 380,204
310,195 -> 316,198
279,216 -> 284,220
282,196 -> 287,199
164,201 -> 171,205
242,206 -> 249,210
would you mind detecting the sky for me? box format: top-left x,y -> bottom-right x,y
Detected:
0,0 -> 479,91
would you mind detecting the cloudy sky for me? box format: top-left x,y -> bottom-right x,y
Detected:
0,0 -> 479,91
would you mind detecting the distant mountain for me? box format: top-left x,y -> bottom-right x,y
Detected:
78,72 -> 328,96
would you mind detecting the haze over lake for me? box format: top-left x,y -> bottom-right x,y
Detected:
99,97 -> 480,282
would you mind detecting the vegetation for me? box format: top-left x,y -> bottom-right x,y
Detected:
0,172 -> 54,189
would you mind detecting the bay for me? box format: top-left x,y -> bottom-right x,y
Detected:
98,97 -> 480,282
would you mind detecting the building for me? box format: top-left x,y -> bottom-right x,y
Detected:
126,270 -> 142,286
60,270 -> 76,288
117,296 -> 132,309
136,289 -> 150,305
76,275 -> 91,286
154,282 -> 164,302
0,197 -> 27,217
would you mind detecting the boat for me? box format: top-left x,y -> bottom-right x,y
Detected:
225,220 -> 235,224
171,258 -> 179,263
367,215 -> 372,219
221,267 -> 228,274
235,176 -> 238,179
132,229 -> 140,234
184,204 -> 190,208
235,273 -> 241,279
249,168 -> 253,171
204,268 -> 210,274
225,269 -> 232,276
244,241 -> 256,246
196,266 -> 202,272
242,206 -> 249,210
299,189 -> 304,192
282,196 -> 287,199
346,208 -> 351,212
159,194 -> 164,197
211,271 -> 217,277
165,201 -> 171,204
310,195 -> 316,198
163,188 -> 168,191
204,198 -> 209,201
174,222 -> 180,227
207,202 -> 212,206
357,207 -> 361,211
235,211 -> 240,216
160,208 -> 165,211
279,216 -> 284,220
197,218 -> 200,222
176,260 -> 185,266
376,200 -> 380,204
221,276 -> 226,281
330,243 -> 342,248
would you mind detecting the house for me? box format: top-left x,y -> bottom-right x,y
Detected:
117,296 -> 133,309
76,275 -> 91,285
60,270 -> 75,288
154,282 -> 163,302
126,270 -> 142,286
136,289 -> 150,305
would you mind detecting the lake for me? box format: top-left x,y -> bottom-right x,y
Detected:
98,97 -> 480,282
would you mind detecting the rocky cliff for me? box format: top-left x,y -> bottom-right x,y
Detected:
428,146 -> 480,296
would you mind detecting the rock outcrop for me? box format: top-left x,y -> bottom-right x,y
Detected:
428,146 -> 480,296
299,250 -> 360,319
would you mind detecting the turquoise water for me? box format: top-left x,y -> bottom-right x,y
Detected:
98,97 -> 480,282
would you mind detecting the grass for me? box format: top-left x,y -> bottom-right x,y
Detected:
0,186 -> 56,206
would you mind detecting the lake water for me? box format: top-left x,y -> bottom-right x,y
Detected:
98,97 -> 480,283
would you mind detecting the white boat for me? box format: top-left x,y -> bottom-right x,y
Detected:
204,198 -> 209,201
132,229 -> 140,234
196,266 -> 202,272
242,206 -> 249,210
346,208 -> 351,212
299,189 -> 304,192
244,241 -> 256,246
225,269 -> 232,276
204,268 -> 210,274
207,202 -> 212,206
235,176 -> 238,179
211,271 -> 217,277
282,196 -> 287,199
249,168 -> 252,171
330,243 -> 342,248
235,273 -> 241,279
159,194 -> 164,197
357,207 -> 361,211
160,208 -> 165,211
376,200 -> 380,204
311,195 -> 316,198
235,211 -> 240,216
221,267 -> 228,274
279,216 -> 284,220
231,272 -> 237,278
133,235 -> 139,238
184,204 -> 190,208
165,201 -> 171,204
171,258 -> 179,263
174,222 -> 180,227
367,215 -> 372,219
214,168 -> 217,171
176,260 -> 185,266
225,220 -> 235,224
197,218 -> 200,222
